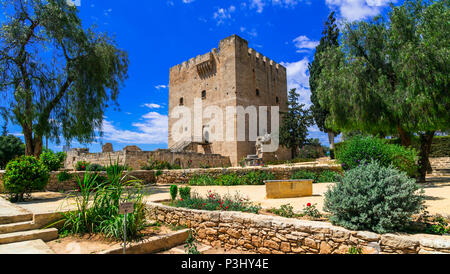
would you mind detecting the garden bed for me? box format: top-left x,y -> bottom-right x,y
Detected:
48,223 -> 188,254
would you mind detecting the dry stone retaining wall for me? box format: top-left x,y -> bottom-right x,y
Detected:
147,202 -> 450,254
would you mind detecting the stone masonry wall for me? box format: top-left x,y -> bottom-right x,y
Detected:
65,149 -> 231,171
147,202 -> 450,254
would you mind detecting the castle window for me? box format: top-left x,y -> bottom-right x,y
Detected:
276,97 -> 279,104
256,89 -> 260,96
179,97 -> 184,106
202,90 -> 206,99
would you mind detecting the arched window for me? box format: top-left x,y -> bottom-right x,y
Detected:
256,89 -> 260,96
179,97 -> 184,106
202,90 -> 206,99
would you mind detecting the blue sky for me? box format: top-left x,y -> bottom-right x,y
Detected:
6,0 -> 400,152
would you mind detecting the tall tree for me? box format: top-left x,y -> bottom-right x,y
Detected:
280,88 -> 313,159
316,0 -> 449,182
308,11 -> 341,158
0,0 -> 129,157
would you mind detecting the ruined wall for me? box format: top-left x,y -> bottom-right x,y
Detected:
65,149 -> 231,170
147,202 -> 450,254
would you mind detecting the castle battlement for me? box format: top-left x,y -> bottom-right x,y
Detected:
170,35 -> 285,75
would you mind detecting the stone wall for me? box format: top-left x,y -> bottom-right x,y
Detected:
147,202 -> 450,254
65,148 -> 231,171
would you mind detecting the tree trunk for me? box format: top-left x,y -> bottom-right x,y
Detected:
292,147 -> 297,159
23,126 -> 43,157
328,131 -> 335,159
417,131 -> 435,183
397,125 -> 412,147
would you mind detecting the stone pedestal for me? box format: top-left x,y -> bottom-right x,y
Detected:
265,180 -> 313,199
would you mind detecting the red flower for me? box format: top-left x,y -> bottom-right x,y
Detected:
307,203 -> 311,207
180,198 -> 183,201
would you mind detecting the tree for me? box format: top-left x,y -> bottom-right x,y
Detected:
0,134 -> 25,169
316,0 -> 449,182
308,11 -> 341,158
280,89 -> 313,158
0,0 -> 129,157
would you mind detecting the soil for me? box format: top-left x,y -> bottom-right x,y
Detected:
47,223 -> 184,254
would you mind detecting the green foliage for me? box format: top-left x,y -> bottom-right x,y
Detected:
279,89 -> 313,158
269,204 -> 296,218
179,186 -> 191,200
3,156 -> 49,202
317,170 -> 342,183
324,161 -> 425,234
75,161 -> 90,171
58,161 -> 146,240
0,135 -> 25,169
86,163 -> 106,172
265,158 -> 315,166
170,185 -> 178,201
0,0 -> 129,156
348,247 -> 363,254
291,170 -> 318,181
300,203 -> 322,218
175,191 -> 261,214
142,159 -> 175,170
39,150 -> 66,171
184,230 -> 200,254
308,11 -> 340,137
187,171 -> 274,186
425,216 -> 449,235
389,135 -> 450,157
57,171 -> 73,182
335,136 -> 418,177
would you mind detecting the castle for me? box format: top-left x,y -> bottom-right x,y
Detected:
66,35 -> 291,169
168,35 -> 291,166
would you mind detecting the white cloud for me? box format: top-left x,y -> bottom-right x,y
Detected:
102,112 -> 168,145
326,0 -> 396,21
249,0 -> 302,13
213,5 -> 236,25
155,84 -> 168,90
182,0 -> 194,3
293,35 -> 319,53
142,103 -> 162,109
280,57 -> 311,107
240,27 -> 258,38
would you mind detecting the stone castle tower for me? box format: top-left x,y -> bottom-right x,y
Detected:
168,34 -> 291,166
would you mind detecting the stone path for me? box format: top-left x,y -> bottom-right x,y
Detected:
0,239 -> 54,254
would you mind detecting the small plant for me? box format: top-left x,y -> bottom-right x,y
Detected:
300,203 -> 322,218
269,204 -> 296,218
170,185 -> 178,201
348,246 -> 363,254
184,230 -> 200,254
57,171 -> 73,182
75,161 -> 89,171
316,170 -> 342,183
291,170 -> 318,181
3,155 -> 50,202
86,163 -> 106,172
179,186 -> 191,200
425,216 -> 449,235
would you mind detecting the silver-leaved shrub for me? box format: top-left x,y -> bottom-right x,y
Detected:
324,161 -> 425,234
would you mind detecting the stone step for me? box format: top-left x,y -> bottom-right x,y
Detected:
0,221 -> 35,234
0,239 -> 55,254
0,228 -> 58,245
0,213 -> 33,225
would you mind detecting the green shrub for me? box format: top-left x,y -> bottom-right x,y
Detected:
269,204 -> 296,218
188,171 -> 274,186
3,155 -> 49,202
317,170 -> 342,183
243,171 -> 275,185
141,158 -> 180,170
179,186 -> 191,200
324,161 -> 425,234
300,203 -> 322,218
0,135 -> 25,169
170,185 -> 178,201
291,170 -> 318,181
75,161 -> 89,171
335,136 -> 418,177
175,191 -> 261,214
57,171 -> 73,182
39,150 -> 66,171
188,174 -> 216,186
86,163 -> 106,172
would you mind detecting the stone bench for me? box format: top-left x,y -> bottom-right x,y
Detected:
265,179 -> 313,199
